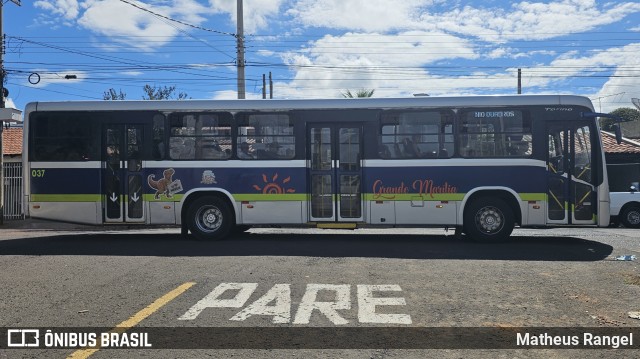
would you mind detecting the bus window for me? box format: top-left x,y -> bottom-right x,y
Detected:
237,113 -> 295,160
459,110 -> 531,158
380,111 -> 453,159
152,114 -> 165,160
30,112 -> 98,161
169,112 -> 232,160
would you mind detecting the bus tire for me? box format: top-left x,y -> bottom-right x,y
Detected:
464,197 -> 514,242
620,205 -> 640,228
186,196 -> 233,240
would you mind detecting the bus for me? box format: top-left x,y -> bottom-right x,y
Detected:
23,95 -> 610,241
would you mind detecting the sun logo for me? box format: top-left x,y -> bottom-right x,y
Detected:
253,173 -> 295,194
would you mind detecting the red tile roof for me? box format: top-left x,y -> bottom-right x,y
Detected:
601,131 -> 640,154
2,127 -> 22,155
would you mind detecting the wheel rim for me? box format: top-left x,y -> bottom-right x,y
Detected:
475,205 -> 504,234
626,210 -> 640,225
195,205 -> 223,233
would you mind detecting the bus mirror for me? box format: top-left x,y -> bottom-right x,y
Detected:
614,124 -> 622,144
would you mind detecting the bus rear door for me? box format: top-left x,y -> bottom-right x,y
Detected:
308,124 -> 364,224
546,121 -> 597,225
103,123 -> 146,223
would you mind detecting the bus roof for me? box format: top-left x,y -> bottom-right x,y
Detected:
24,95 -> 594,114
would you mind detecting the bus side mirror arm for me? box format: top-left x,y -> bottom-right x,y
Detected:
581,112 -> 626,144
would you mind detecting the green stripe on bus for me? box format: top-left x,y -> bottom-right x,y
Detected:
31,194 -> 102,202
143,194 -> 184,202
519,193 -> 547,201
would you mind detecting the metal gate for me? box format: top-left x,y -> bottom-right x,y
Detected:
3,162 -> 24,220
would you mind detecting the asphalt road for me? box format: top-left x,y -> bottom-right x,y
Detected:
0,221 -> 639,358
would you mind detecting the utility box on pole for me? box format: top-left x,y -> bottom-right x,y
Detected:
0,108 -> 22,122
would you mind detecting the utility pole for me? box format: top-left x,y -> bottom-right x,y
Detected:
236,0 -> 245,99
0,1 -> 4,225
269,72 -> 273,99
517,68 -> 522,94
0,1 -> 21,225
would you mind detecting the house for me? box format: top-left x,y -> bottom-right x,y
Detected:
601,131 -> 640,192
2,126 -> 23,220
2,126 -> 22,163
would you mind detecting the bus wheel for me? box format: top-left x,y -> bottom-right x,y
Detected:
620,205 -> 640,228
187,196 -> 233,240
464,197 -> 514,242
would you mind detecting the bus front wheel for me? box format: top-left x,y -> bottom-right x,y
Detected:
186,196 -> 233,240
464,197 -> 515,242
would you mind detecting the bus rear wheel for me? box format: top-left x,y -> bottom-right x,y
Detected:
464,197 -> 514,242
620,205 -> 640,228
187,196 -> 233,240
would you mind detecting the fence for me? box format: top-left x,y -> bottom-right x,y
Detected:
3,162 -> 24,220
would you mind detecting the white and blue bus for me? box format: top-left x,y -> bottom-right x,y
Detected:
23,95 -> 610,241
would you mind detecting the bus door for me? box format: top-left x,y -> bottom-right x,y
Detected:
103,124 -> 145,223
546,122 -> 596,225
308,124 -> 364,223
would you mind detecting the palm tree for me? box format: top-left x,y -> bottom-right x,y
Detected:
341,89 -> 375,98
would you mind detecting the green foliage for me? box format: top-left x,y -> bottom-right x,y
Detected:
103,88 -> 127,100
103,85 -> 189,101
142,84 -> 189,100
341,89 -> 375,98
600,108 -> 640,131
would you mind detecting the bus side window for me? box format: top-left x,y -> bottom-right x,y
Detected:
238,113 -> 295,160
380,110 -> 452,159
152,114 -> 165,160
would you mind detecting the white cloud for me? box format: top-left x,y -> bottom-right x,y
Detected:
34,0 -> 80,20
287,0 -> 427,32
209,0 -> 286,33
77,0 -> 183,50
32,0 -> 285,49
287,0 -> 640,42
425,0 -> 640,42
271,31 -> 478,98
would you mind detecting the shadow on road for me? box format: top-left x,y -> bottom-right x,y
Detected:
0,231 -> 613,261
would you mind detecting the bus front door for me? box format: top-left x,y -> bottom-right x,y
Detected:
103,124 -> 146,223
308,124 -> 364,223
546,122 -> 596,225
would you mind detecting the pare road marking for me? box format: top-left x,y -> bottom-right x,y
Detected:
179,283 -> 411,325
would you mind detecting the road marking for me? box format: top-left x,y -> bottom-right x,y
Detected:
293,284 -> 351,325
67,281 -> 196,359
179,282 -> 412,325
357,285 -> 412,324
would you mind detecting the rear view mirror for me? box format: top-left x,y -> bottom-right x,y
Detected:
614,124 -> 623,144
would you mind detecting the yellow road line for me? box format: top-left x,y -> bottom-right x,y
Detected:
67,281 -> 196,359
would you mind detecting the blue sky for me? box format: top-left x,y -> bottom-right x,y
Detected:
3,0 -> 640,112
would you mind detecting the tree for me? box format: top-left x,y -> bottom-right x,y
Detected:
103,88 -> 127,100
341,89 -> 375,98
142,84 -> 189,100
600,107 -> 640,131
103,85 -> 189,100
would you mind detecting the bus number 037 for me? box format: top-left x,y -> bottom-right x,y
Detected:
31,169 -> 46,178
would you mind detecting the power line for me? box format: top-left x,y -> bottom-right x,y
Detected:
117,0 -> 235,36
